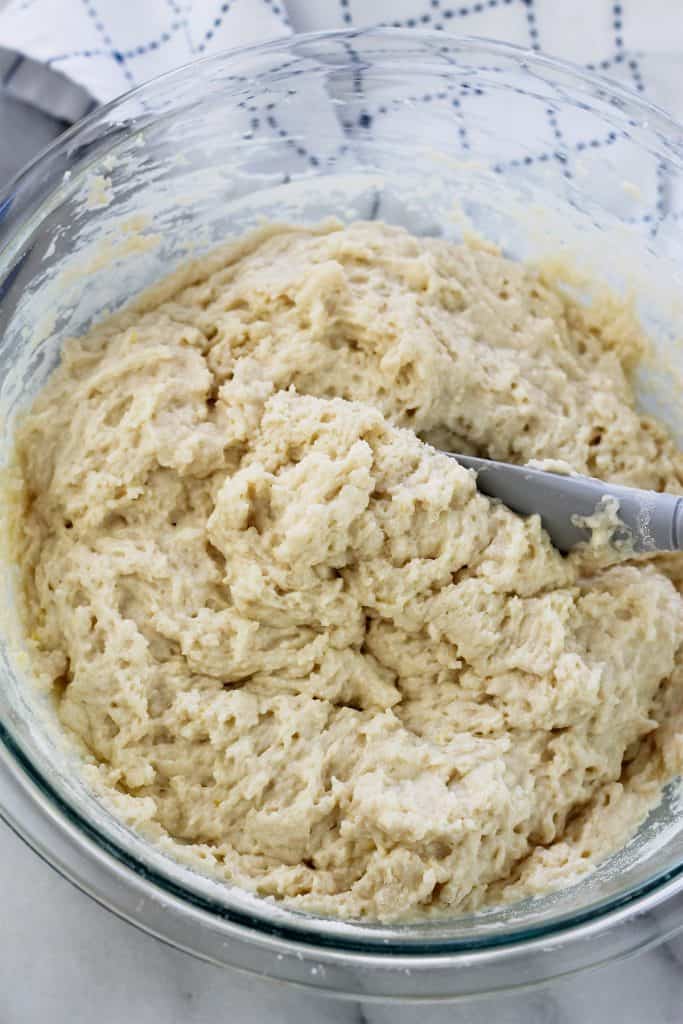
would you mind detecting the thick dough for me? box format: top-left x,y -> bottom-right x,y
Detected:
13,221 -> 683,920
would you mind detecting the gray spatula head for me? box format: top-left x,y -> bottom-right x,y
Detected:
451,454 -> 683,555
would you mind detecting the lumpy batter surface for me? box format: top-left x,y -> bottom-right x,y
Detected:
13,221 -> 683,920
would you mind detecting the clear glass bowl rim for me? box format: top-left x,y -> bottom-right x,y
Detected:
1,26 -> 683,998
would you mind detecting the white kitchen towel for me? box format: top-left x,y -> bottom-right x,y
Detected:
3,0 -> 683,232
3,0 -> 683,112
0,0 -> 291,103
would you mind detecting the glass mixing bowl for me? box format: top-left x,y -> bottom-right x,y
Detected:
1,28 -> 683,1002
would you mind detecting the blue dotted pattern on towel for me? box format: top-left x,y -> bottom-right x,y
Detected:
5,0 -> 672,230
329,1 -> 669,232
43,0 -> 290,67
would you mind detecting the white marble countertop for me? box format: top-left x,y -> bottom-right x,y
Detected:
1,820 -> 681,1022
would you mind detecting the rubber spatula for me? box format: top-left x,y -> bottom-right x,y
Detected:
452,454 -> 683,554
